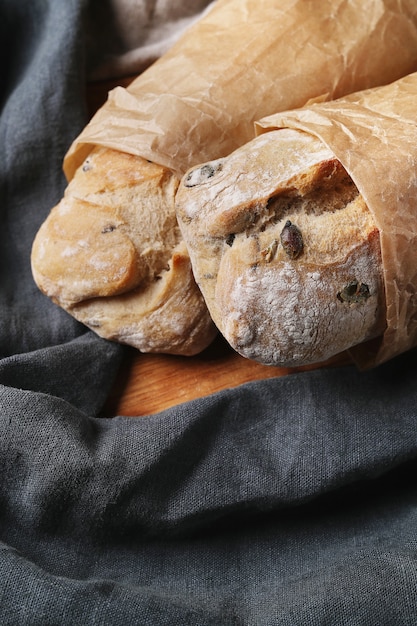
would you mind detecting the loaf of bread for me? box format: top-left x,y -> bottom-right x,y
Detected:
178,70 -> 417,369
31,147 -> 216,355
31,0 -> 417,356
175,128 -> 387,367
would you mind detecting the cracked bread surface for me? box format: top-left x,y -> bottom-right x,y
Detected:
31,147 -> 217,356
176,128 -> 386,366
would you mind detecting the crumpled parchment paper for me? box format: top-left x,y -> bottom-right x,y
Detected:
256,72 -> 417,367
65,0 -> 417,180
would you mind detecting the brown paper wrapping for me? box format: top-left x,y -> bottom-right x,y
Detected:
64,0 -> 417,180
256,72 -> 417,368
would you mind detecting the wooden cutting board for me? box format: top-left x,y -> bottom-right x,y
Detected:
88,77 -> 351,417
103,335 -> 350,416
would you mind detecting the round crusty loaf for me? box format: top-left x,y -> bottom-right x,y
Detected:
31,147 -> 217,356
175,128 -> 387,367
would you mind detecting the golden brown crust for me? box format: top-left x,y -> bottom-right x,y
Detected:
31,147 -> 217,355
176,129 -> 387,366
68,241 -> 217,356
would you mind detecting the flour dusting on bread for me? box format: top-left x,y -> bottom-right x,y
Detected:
31,147 -> 217,355
176,129 -> 386,366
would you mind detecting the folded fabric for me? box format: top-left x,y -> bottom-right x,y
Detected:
2,349 -> 417,624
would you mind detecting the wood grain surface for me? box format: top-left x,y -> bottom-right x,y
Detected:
103,336 -> 351,416
87,78 -> 351,417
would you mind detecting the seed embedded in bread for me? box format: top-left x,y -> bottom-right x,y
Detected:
175,128 -> 387,367
280,220 -> 304,259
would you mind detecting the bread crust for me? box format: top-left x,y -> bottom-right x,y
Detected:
176,129 -> 387,366
31,147 -> 217,355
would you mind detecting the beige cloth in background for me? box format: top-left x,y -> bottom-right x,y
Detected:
86,0 -> 215,80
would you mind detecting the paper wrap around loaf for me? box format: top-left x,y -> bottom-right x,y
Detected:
64,0 -> 417,181
256,72 -> 417,368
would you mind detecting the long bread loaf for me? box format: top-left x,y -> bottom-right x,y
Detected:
175,129 -> 386,366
